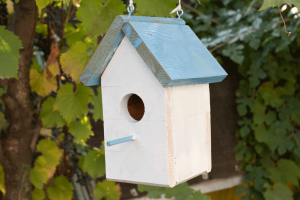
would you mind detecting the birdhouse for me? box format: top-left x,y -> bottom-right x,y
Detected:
80,15 -> 227,188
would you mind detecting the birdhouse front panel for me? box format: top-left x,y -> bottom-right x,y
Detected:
80,15 -> 228,188
101,36 -> 172,187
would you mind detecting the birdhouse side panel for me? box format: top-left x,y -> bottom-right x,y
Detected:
165,87 -> 176,187
167,84 -> 211,184
101,36 -> 172,186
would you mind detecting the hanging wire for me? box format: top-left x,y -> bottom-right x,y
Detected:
170,0 -> 184,19
128,0 -> 134,17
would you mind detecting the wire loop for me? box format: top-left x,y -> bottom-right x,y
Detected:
177,8 -> 184,19
127,4 -> 134,17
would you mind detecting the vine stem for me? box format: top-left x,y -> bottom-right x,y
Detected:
17,170 -> 29,200
209,14 -> 295,53
278,6 -> 291,36
292,130 -> 300,149
61,2 -> 64,48
209,29 -> 258,52
181,2 -> 221,25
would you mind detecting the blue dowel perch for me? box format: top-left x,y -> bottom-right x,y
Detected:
107,135 -> 137,146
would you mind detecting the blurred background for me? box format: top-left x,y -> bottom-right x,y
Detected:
0,0 -> 300,200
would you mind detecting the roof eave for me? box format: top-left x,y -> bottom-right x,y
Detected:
79,15 -> 185,86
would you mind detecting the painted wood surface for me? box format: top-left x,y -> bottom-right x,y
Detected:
80,15 -> 227,87
80,15 -> 185,86
122,21 -> 227,87
167,84 -> 211,184
101,36 -> 212,187
102,36 -> 171,186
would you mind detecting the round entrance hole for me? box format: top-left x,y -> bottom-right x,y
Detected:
127,94 -> 145,121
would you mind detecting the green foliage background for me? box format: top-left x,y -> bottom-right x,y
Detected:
0,0 -> 300,199
181,0 -> 300,199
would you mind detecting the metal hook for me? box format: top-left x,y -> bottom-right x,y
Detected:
127,4 -> 134,18
177,9 -> 183,19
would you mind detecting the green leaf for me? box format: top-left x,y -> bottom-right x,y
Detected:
264,183 -> 293,200
138,185 -> 165,198
252,103 -> 266,125
277,136 -> 294,155
294,147 -> 300,159
91,87 -> 103,121
222,44 -> 244,65
265,111 -> 277,125
35,21 -> 48,36
0,26 -> 23,79
94,180 -> 121,200
31,57 -> 43,73
68,115 -> 93,144
237,104 -> 248,116
164,182 -> 194,199
259,0 -> 300,11
53,83 -> 91,123
0,164 -> 5,195
240,125 -> 250,137
47,176 -> 74,200
30,166 -> 48,189
30,64 -> 59,97
0,112 -> 8,130
254,124 -> 279,152
35,0 -> 51,16
64,23 -> 86,47
138,182 -> 197,200
76,0 -> 125,36
186,191 -> 211,200
269,159 -> 300,187
35,139 -> 63,167
135,0 -> 177,17
236,185 -> 248,196
249,37 -> 260,50
257,82 -> 284,108
40,97 -> 66,128
60,41 -> 91,83
81,149 -> 105,178
32,188 -> 45,200
0,87 -> 6,104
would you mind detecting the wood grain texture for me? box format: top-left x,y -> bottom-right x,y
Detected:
168,84 -> 211,184
122,21 -> 228,87
165,88 -> 176,187
205,85 -> 212,172
80,15 -> 185,86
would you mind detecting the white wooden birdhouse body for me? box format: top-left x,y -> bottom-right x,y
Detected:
80,15 -> 227,187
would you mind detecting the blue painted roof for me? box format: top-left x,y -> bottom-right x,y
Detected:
80,15 -> 227,87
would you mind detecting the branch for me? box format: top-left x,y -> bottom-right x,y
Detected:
209,15 -> 296,53
209,29 -> 258,53
18,170 -> 29,200
64,3 -> 77,28
30,119 -> 42,152
61,3 -> 64,48
181,2 -> 221,25
278,6 -> 291,36
276,18 -> 294,25
1,93 -> 17,111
